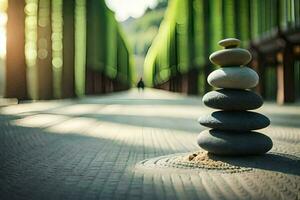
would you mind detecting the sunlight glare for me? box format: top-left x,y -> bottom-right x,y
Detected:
0,0 -> 7,59
105,0 -> 157,21
0,28 -> 5,59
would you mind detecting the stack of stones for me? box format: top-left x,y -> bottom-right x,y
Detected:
197,38 -> 273,156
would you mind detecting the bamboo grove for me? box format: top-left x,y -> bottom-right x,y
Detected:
5,0 -> 135,100
144,0 -> 300,102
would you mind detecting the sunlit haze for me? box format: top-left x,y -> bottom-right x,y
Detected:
0,28 -> 5,59
0,0 -> 7,59
105,0 -> 158,21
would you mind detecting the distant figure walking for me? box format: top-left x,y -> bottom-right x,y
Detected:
137,78 -> 145,91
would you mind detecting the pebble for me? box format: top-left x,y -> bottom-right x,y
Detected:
218,38 -> 240,48
197,129 -> 273,155
207,67 -> 259,89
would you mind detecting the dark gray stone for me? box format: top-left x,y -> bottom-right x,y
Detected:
197,129 -> 273,155
203,89 -> 263,110
198,111 -> 270,130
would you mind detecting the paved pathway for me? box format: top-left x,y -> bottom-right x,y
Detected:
0,89 -> 299,200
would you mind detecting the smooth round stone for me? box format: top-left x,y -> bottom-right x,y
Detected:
207,67 -> 259,89
203,89 -> 263,110
218,38 -> 240,48
198,111 -> 270,131
197,129 -> 273,155
209,48 -> 252,66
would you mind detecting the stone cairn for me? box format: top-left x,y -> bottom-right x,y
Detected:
197,38 -> 273,156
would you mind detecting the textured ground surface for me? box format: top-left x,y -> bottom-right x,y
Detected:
0,89 -> 299,200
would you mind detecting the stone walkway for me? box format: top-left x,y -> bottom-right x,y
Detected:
0,89 -> 299,200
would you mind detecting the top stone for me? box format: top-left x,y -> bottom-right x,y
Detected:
219,38 -> 240,48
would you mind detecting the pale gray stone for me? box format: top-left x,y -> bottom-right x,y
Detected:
218,38 -> 240,48
207,67 -> 259,89
209,48 -> 252,66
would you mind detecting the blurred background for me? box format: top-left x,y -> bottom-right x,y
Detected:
108,0 -> 167,78
0,0 -> 299,104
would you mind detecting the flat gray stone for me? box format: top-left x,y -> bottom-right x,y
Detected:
209,48 -> 252,66
218,38 -> 240,48
197,129 -> 273,155
207,67 -> 259,89
203,89 -> 263,110
198,111 -> 270,130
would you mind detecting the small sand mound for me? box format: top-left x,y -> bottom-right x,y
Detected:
170,151 -> 252,173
